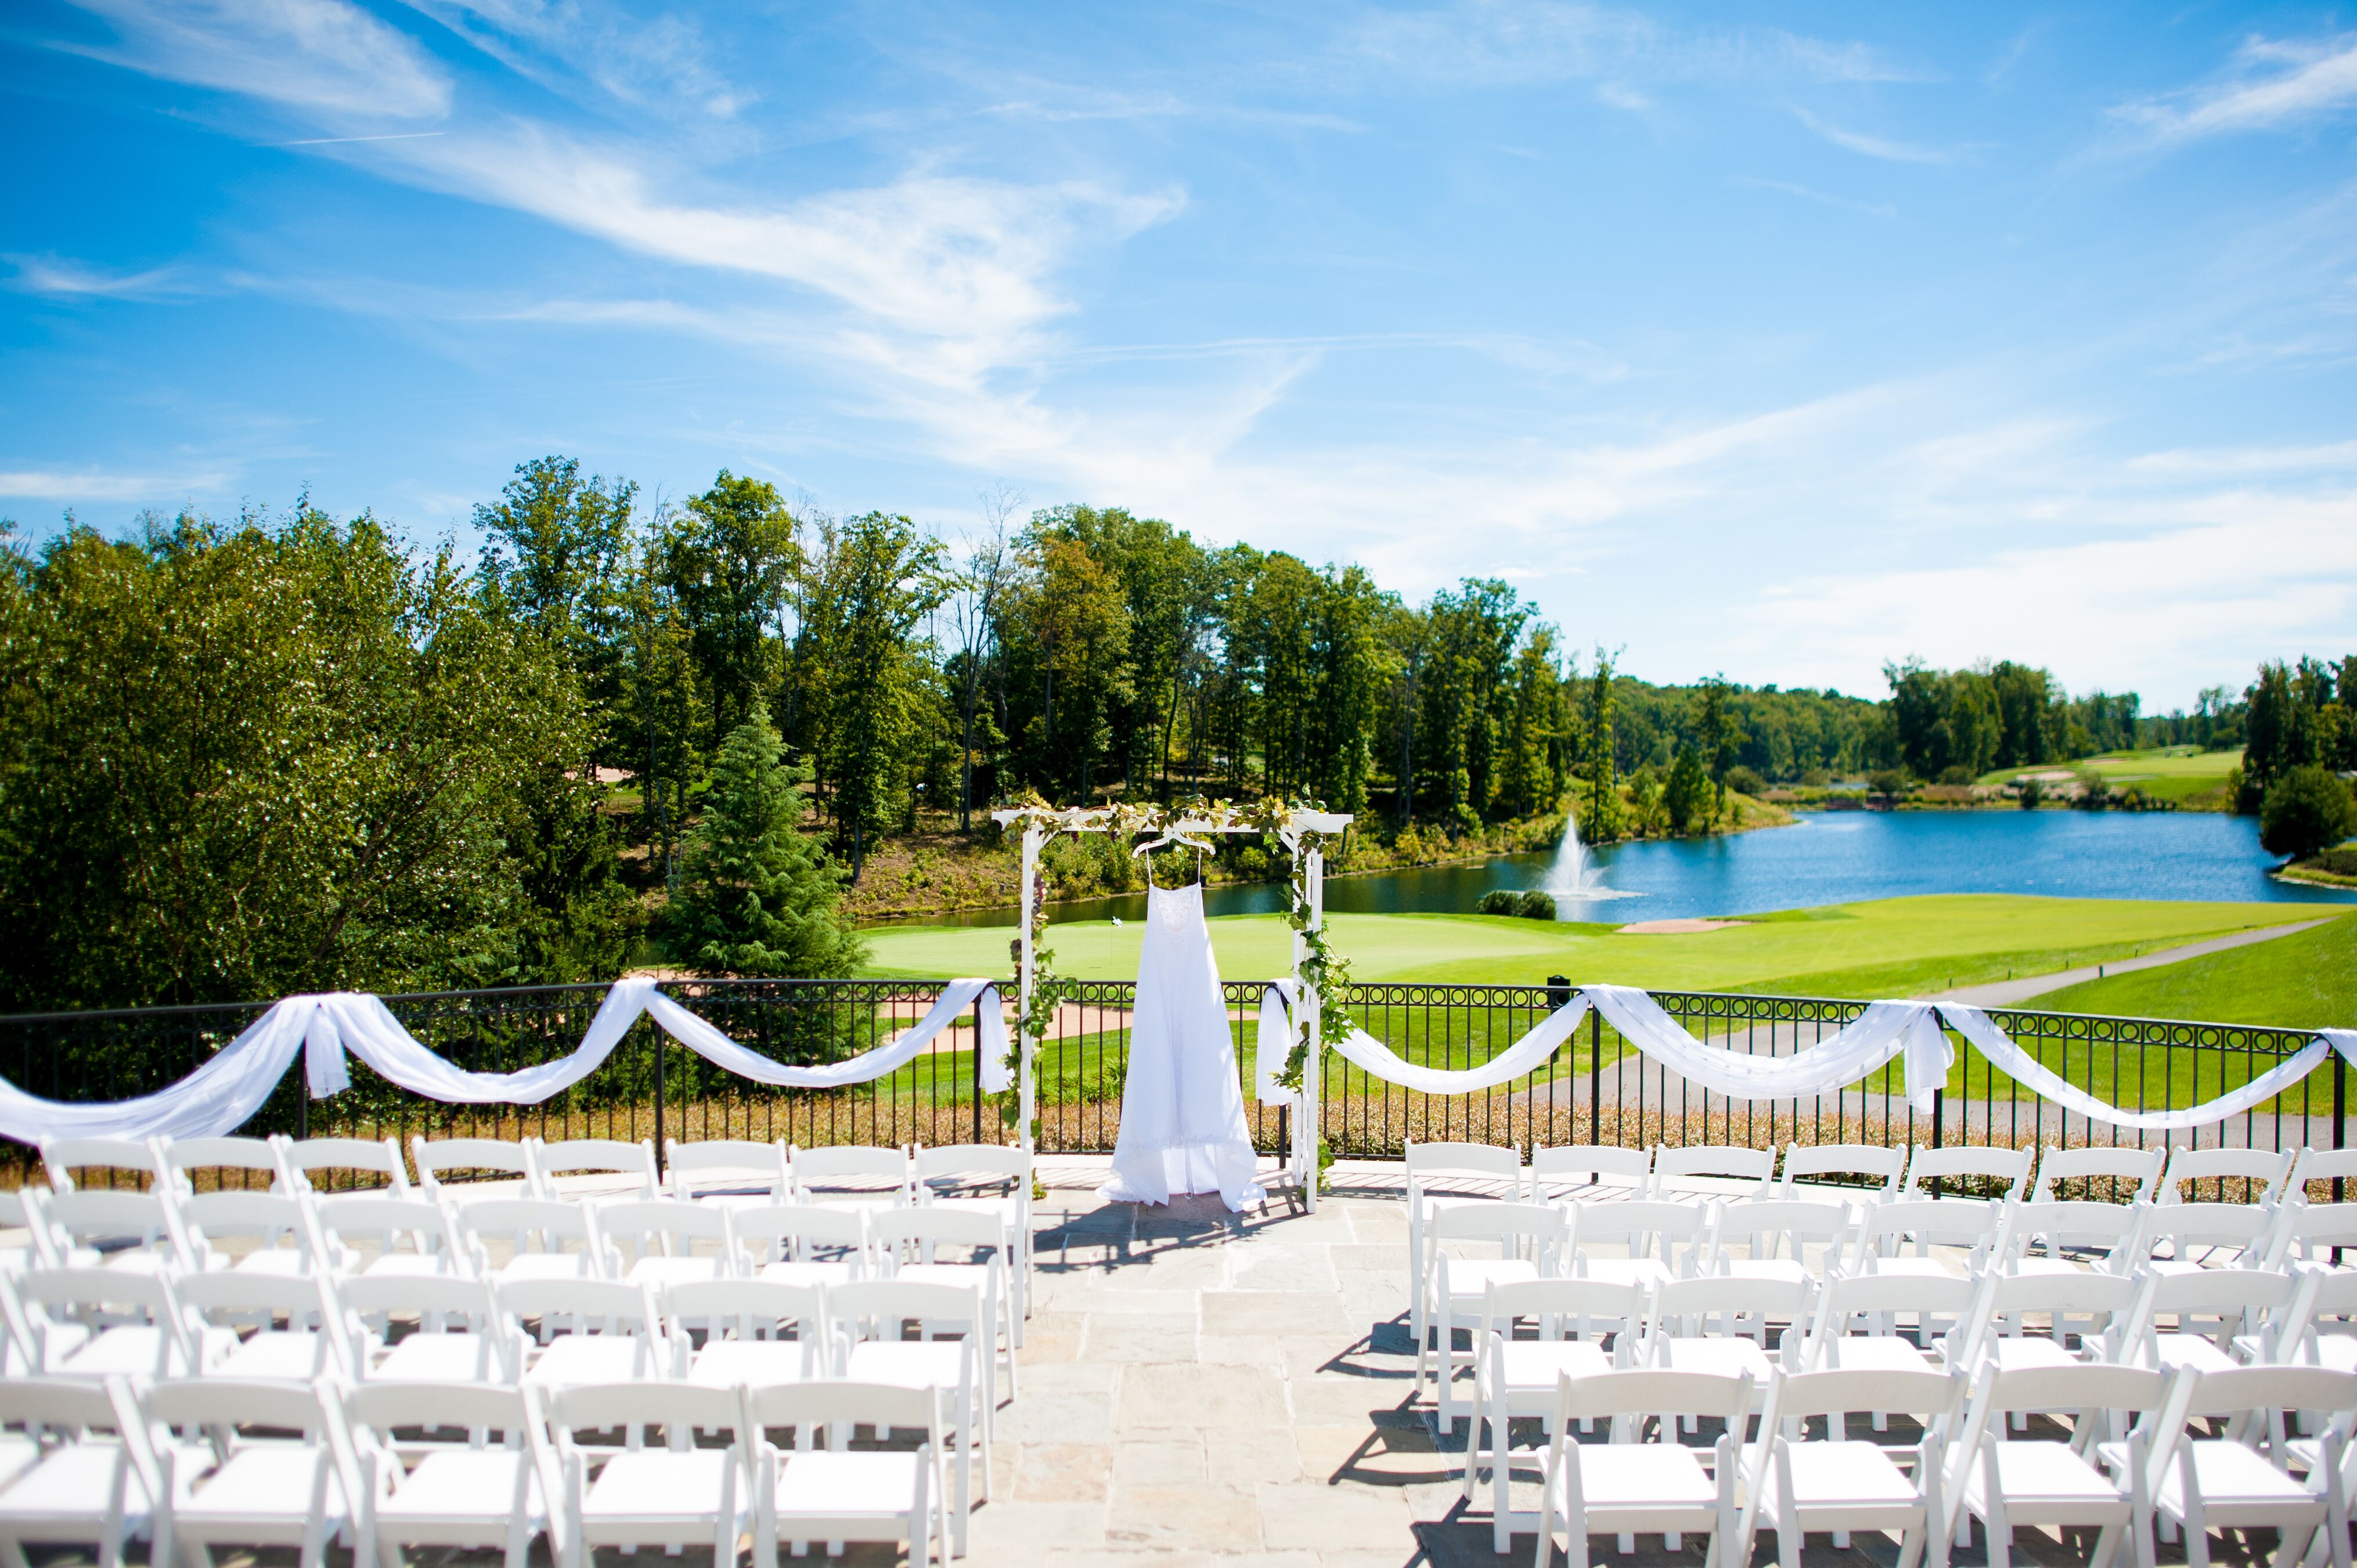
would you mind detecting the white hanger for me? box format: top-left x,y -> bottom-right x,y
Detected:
1132,825 -> 1215,858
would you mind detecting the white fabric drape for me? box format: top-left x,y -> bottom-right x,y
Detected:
1585,985 -> 1954,1114
0,978 -> 1008,1145
1254,981 -> 1596,1098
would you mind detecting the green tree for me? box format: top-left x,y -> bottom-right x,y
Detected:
668,702 -> 864,976
1581,649 -> 1621,840
1693,674 -> 1743,821
663,471 -> 799,744
2259,765 -> 2357,863
1663,745 -> 1711,834
474,455 -> 636,748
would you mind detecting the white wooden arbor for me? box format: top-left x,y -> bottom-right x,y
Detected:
990,803 -> 1352,1211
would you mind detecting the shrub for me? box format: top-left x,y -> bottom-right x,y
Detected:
2018,776 -> 2044,809
1477,889 -> 1521,915
1724,765 -> 1765,797
1937,764 -> 1976,785
1799,767 -> 1832,788
2260,765 -> 2357,862
1515,889 -> 1558,920
1869,769 -> 1909,801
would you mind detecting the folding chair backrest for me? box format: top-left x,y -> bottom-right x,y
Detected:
2129,1267 -> 2296,1360
1774,1365 -> 1963,1429
1574,1198 -> 1710,1267
791,1145 -> 910,1199
665,1139 -> 790,1201
1712,1197 -> 1850,1264
142,1376 -> 329,1441
2271,1198 -> 2357,1270
0,1375 -> 136,1438
174,1266 -> 337,1329
1650,1272 -> 1811,1344
2162,1145 -> 2293,1207
532,1138 -> 658,1196
912,1143 -> 1028,1191
496,1277 -> 655,1337
315,1195 -> 464,1271
41,1189 -> 182,1264
731,1203 -> 869,1268
460,1198 -> 608,1272
1805,1268 -> 1983,1364
828,1277 -> 982,1339
597,1199 -> 733,1270
1529,1144 -> 1651,1201
344,1380 -> 533,1447
1650,1144 -> 1774,1199
1986,1360 -> 2167,1418
14,1268 -> 188,1373
1406,1140 -> 1522,1200
2030,1144 -> 2163,1204
1429,1199 -> 1567,1256
277,1136 -> 412,1198
550,1380 -> 745,1450
870,1206 -> 1007,1260
1552,1367 -> 1752,1426
39,1137 -> 159,1193
1973,1270 -> 2140,1365
2008,1198 -> 2145,1268
1483,1276 -> 1647,1343
412,1137 -> 537,1196
2135,1199 -> 2275,1264
663,1278 -> 823,1341
338,1273 -> 502,1339
1904,1144 -> 2031,1201
156,1137 -> 282,1194
1851,1198 -> 2002,1267
741,1379 -> 939,1447
175,1190 -> 313,1268
1779,1142 -> 1904,1198
2183,1364 -> 2357,1422
2290,1147 -> 2357,1200
0,1187 -> 59,1269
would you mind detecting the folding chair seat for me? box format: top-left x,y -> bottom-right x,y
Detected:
0,1377 -> 159,1568
2136,1200 -> 2279,1275
342,1273 -> 523,1384
1531,1367 -> 1754,1566
2123,1268 -> 2297,1375
313,1194 -> 468,1277
2007,1199 -> 2146,1277
1642,1273 -> 1812,1403
2100,1365 -> 2357,1568
175,1270 -> 358,1382
833,1277 -> 989,1554
1529,1144 -> 1653,1203
1650,1144 -> 1775,1202
596,1198 -> 737,1289
790,1144 -> 914,1209
275,1135 -> 413,1199
1464,1277 -> 1644,1549
873,1206 -> 1017,1411
2163,1146 -> 2293,1209
156,1136 -> 285,1195
1972,1271 -> 2141,1412
732,1203 -> 874,1289
741,1380 -> 950,1568
1949,1361 -> 2169,1568
1571,1196 -> 1711,1291
1850,1197 -> 2008,1279
146,1377 -> 350,1568
1710,1197 -> 1853,1286
172,1189 -> 319,1275
1407,1141 -> 1525,1346
913,1142 -> 1033,1334
1753,1365 -> 1966,1568
411,1136 -> 538,1200
665,1278 -> 828,1388
2032,1145 -> 2165,1206
1904,1143 -> 2032,1204
541,1380 -> 748,1568
338,1380 -> 552,1568
457,1198 -> 614,1283
501,1277 -> 665,1387
1,1267 -> 207,1379
39,1137 -> 163,1194
37,1189 -> 186,1273
1422,1201 -> 1569,1430
666,1138 -> 791,1203
1780,1142 -> 1906,1201
531,1138 -> 659,1199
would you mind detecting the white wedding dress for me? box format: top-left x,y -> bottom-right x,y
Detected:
1099,880 -> 1266,1212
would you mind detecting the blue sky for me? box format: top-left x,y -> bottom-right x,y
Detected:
4,1 -> 2355,711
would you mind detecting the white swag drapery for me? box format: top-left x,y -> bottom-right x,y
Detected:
0,976 -> 1009,1145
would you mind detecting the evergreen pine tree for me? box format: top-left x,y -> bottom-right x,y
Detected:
668,702 -> 866,976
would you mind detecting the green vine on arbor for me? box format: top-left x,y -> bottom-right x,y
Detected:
999,858 -> 1066,1133
1273,826 -> 1349,1093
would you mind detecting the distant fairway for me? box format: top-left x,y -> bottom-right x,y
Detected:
1979,745 -> 2241,805
2035,911 -> 2355,1028
861,892 -> 2321,997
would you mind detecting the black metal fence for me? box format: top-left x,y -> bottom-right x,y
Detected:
1,978 -> 2344,1188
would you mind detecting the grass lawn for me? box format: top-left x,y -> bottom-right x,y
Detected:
2031,911 -> 2356,1028
1977,746 -> 2241,806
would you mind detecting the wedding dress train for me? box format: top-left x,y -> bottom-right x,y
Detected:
1099,880 -> 1266,1212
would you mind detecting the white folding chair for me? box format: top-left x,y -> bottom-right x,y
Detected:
275,1136 -> 413,1199
2267,1266 -> 2357,1373
872,1206 -> 1018,1412
1796,1270 -> 1985,1383
1422,1201 -> 1569,1429
1709,1197 -> 1853,1286
1753,1365 -> 1965,1568
1529,1145 -> 1653,1203
2006,1199 -> 2148,1277
2107,1365 -> 2357,1568
145,1376 -> 351,1568
531,1138 -> 659,1199
154,1136 -> 284,1195
791,1144 -> 913,1208
502,1277 -> 665,1387
2121,1268 -> 2297,1375
2291,1148 -> 2357,1204
2163,1146 -> 2294,1208
664,1278 -> 828,1389
913,1142 -> 1033,1334
37,1189 -> 187,1273
666,1138 -> 791,1203
1643,1273 -> 1812,1424
596,1198 -> 737,1289
337,1380 -> 553,1568
39,1137 -> 161,1194
341,1273 -> 524,1384
2032,1145 -> 2165,1205
1850,1197 -> 2008,1278
2136,1199 -> 2279,1274
1,1267 -> 206,1379
1570,1197 -> 1712,1291
1904,1144 -> 2032,1203
0,1376 -> 158,1568
1464,1275 -> 1646,1545
1781,1142 -> 1906,1200
1651,1144 -> 1776,1201
1407,1141 -> 1525,1350
0,1188 -> 60,1277
175,1270 -> 358,1382
741,1380 -> 949,1568
732,1203 -> 874,1288
832,1277 -> 988,1554
2269,1199 -> 2357,1271
171,1189 -> 319,1275
457,1198 -> 614,1283
314,1195 -> 470,1278
1533,1367 -> 1754,1567
540,1380 -> 747,1568
1947,1361 -> 2171,1568
411,1137 -> 538,1199
1972,1269 -> 2142,1376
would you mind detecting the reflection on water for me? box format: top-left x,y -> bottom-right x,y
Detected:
862,809 -> 2357,929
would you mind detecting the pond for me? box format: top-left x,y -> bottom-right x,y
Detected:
874,809 -> 2357,928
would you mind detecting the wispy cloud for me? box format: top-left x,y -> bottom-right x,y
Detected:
56,0 -> 452,119
1792,106 -> 1952,164
1350,0 -> 1915,88
0,468 -> 215,500
399,0 -> 753,120
6,255 -> 203,299
2125,439 -> 2357,476
1733,176 -> 1896,219
2114,34 -> 2357,146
